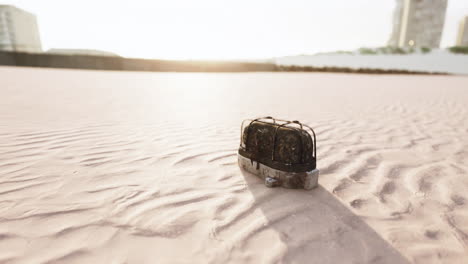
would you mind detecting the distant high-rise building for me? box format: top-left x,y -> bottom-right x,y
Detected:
456,16 -> 468,46
0,5 -> 42,52
388,0 -> 405,47
388,0 -> 448,48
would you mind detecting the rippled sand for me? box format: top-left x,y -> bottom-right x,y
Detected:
0,66 -> 467,264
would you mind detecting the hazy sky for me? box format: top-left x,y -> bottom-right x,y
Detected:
2,0 -> 468,59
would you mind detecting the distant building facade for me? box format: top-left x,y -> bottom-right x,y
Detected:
388,0 -> 448,48
46,49 -> 119,57
388,0 -> 405,47
0,5 -> 42,52
456,16 -> 468,46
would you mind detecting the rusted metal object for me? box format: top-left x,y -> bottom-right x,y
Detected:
238,117 -> 319,189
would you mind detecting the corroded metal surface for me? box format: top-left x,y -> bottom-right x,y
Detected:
238,117 -> 318,189
238,154 -> 319,190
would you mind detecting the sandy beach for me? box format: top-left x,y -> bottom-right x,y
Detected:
0,66 -> 467,263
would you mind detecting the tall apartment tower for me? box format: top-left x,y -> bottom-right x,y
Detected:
456,16 -> 468,46
388,0 -> 448,48
388,0 -> 405,47
0,5 -> 42,52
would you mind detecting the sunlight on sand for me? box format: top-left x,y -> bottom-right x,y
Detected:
0,66 -> 467,263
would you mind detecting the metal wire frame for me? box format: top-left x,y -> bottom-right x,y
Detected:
239,117 -> 316,162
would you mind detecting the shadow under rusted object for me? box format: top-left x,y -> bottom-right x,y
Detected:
238,117 -> 319,189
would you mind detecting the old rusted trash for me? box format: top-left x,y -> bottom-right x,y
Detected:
238,117 -> 319,189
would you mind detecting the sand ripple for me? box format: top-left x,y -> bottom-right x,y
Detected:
0,67 -> 467,263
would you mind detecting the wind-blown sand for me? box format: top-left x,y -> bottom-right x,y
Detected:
0,66 -> 467,264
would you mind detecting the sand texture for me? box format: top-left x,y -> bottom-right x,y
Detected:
0,66 -> 467,263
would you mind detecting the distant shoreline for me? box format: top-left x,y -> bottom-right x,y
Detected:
0,51 -> 448,75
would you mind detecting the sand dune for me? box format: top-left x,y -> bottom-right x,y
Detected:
0,66 -> 467,263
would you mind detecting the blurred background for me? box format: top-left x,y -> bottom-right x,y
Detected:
1,0 -> 467,73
